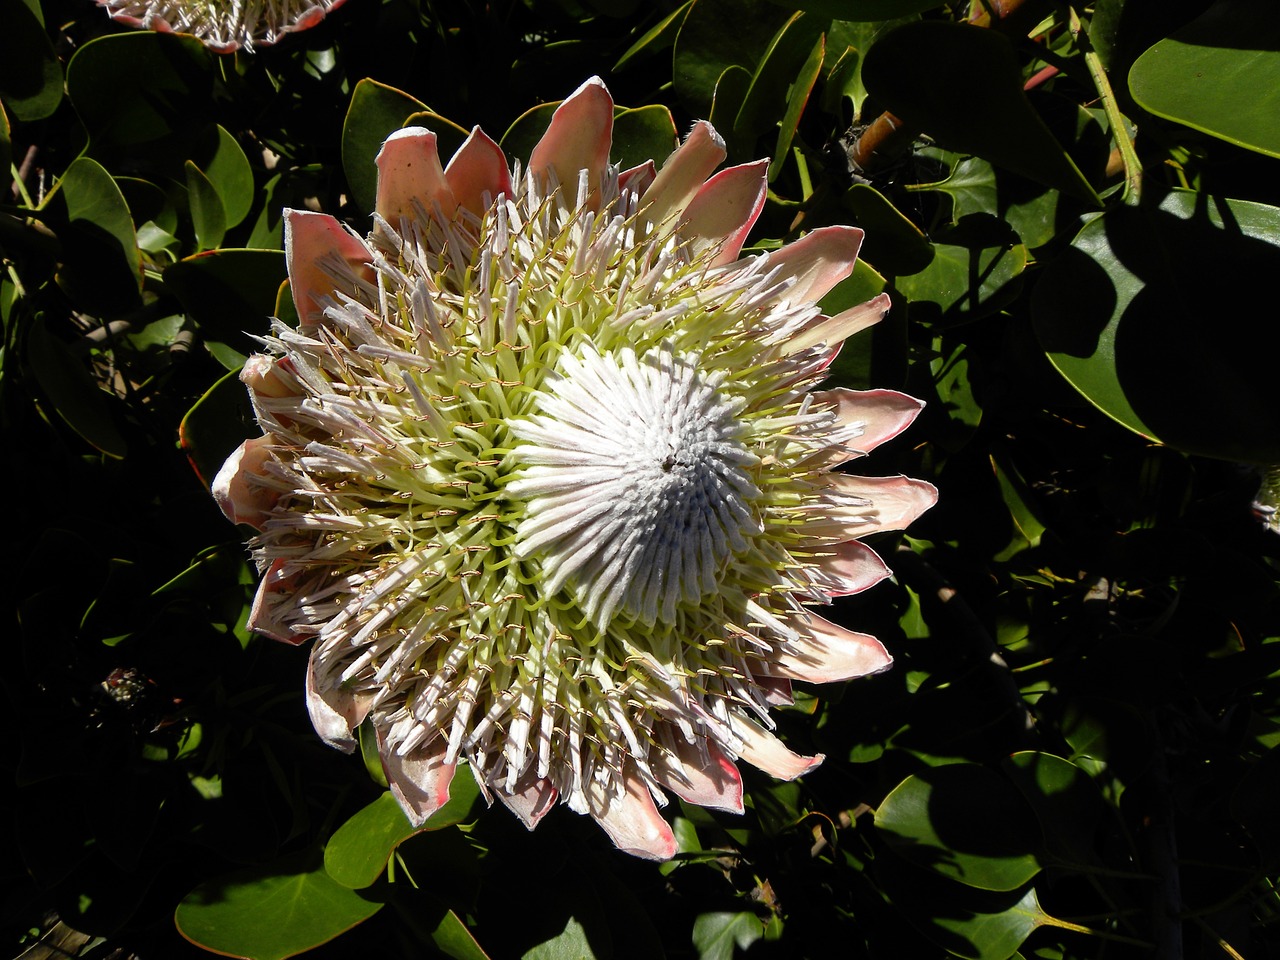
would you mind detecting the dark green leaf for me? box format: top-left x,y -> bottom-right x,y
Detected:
769,0 -> 943,17
205,126 -> 255,229
341,79 -> 429,214
430,905 -> 493,960
65,32 -> 213,163
673,0 -> 794,116
896,214 -> 1026,322
1129,0 -> 1280,158
53,157 -> 143,313
615,2 -> 691,72
1033,191 -> 1280,462
165,248 -> 286,349
324,778 -> 481,889
1002,752 -> 1111,869
842,183 -> 932,276
178,367 -> 256,489
0,0 -> 62,121
735,13 -> 824,144
862,22 -> 1101,204
175,851 -> 382,960
186,161 -> 227,252
769,34 -> 825,182
692,912 -> 763,960
25,316 -> 127,458
612,105 -> 679,170
875,764 -> 1042,891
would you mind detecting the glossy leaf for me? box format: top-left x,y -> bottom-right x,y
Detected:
342,79 -> 429,214
862,21 -> 1101,205
53,158 -> 143,313
1129,0 -> 1280,158
767,0 -> 943,17
429,904 -> 493,960
175,851 -> 382,960
186,161 -> 227,252
896,214 -> 1026,322
0,0 -> 61,121
205,126 -> 255,229
1002,752 -> 1110,869
179,368 -> 257,488
1033,191 -> 1280,462
692,912 -> 764,960
65,32 -> 213,161
0,102 -> 10,198
672,0 -> 793,115
324,778 -> 481,889
612,105 -> 679,171
165,248 -> 286,350
768,34 -> 824,182
735,12 -> 824,144
614,2 -> 691,72
875,764 -> 1041,891
25,317 -> 127,459
842,183 -> 932,275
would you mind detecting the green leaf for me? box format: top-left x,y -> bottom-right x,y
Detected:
1033,191 -> 1280,462
672,0 -> 794,116
186,161 -> 227,252
1002,752 -> 1110,869
612,105 -> 679,170
178,367 -> 257,489
165,248 -> 286,350
734,12 -> 825,144
895,214 -> 1026,323
875,764 -> 1042,891
205,126 -> 255,229
990,452 -> 1045,559
25,316 -> 127,459
862,21 -> 1101,205
769,34 -> 825,182
692,912 -> 763,960
500,102 -> 558,168
879,853 -> 1048,960
175,851 -> 382,960
615,2 -> 691,72
522,916 -> 598,960
769,0 -> 943,17
841,182 -> 932,276
1129,0 -> 1280,158
708,65 -> 753,161
0,0 -> 62,121
429,905 -> 493,960
341,79 -> 429,214
52,157 -> 143,313
324,778 -> 481,889
0,102 -> 10,198
65,32 -> 213,162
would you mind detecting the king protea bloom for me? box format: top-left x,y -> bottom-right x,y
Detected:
96,0 -> 346,51
212,78 -> 935,859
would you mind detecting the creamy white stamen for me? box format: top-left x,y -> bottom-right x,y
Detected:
509,345 -> 763,627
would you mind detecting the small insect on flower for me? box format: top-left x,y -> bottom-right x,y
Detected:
95,0 -> 347,52
212,78 -> 936,859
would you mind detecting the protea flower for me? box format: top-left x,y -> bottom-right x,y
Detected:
212,78 -> 936,859
96,0 -> 346,52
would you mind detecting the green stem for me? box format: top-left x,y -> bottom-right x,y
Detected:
1067,5 -> 1142,202
1039,914 -> 1154,947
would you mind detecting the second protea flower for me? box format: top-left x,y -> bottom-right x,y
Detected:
213,78 -> 936,858
96,0 -> 347,51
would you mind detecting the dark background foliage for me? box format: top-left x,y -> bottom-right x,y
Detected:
4,0 -> 1280,957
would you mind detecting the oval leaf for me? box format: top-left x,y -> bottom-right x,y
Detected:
875,764 -> 1041,891
53,157 -> 143,313
1129,0 -> 1280,159
862,21 -> 1101,205
1033,191 -> 1280,462
175,851 -> 382,960
341,79 -> 430,214
324,776 -> 481,890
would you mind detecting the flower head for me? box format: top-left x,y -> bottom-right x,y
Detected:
96,0 -> 347,52
212,78 -> 936,858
